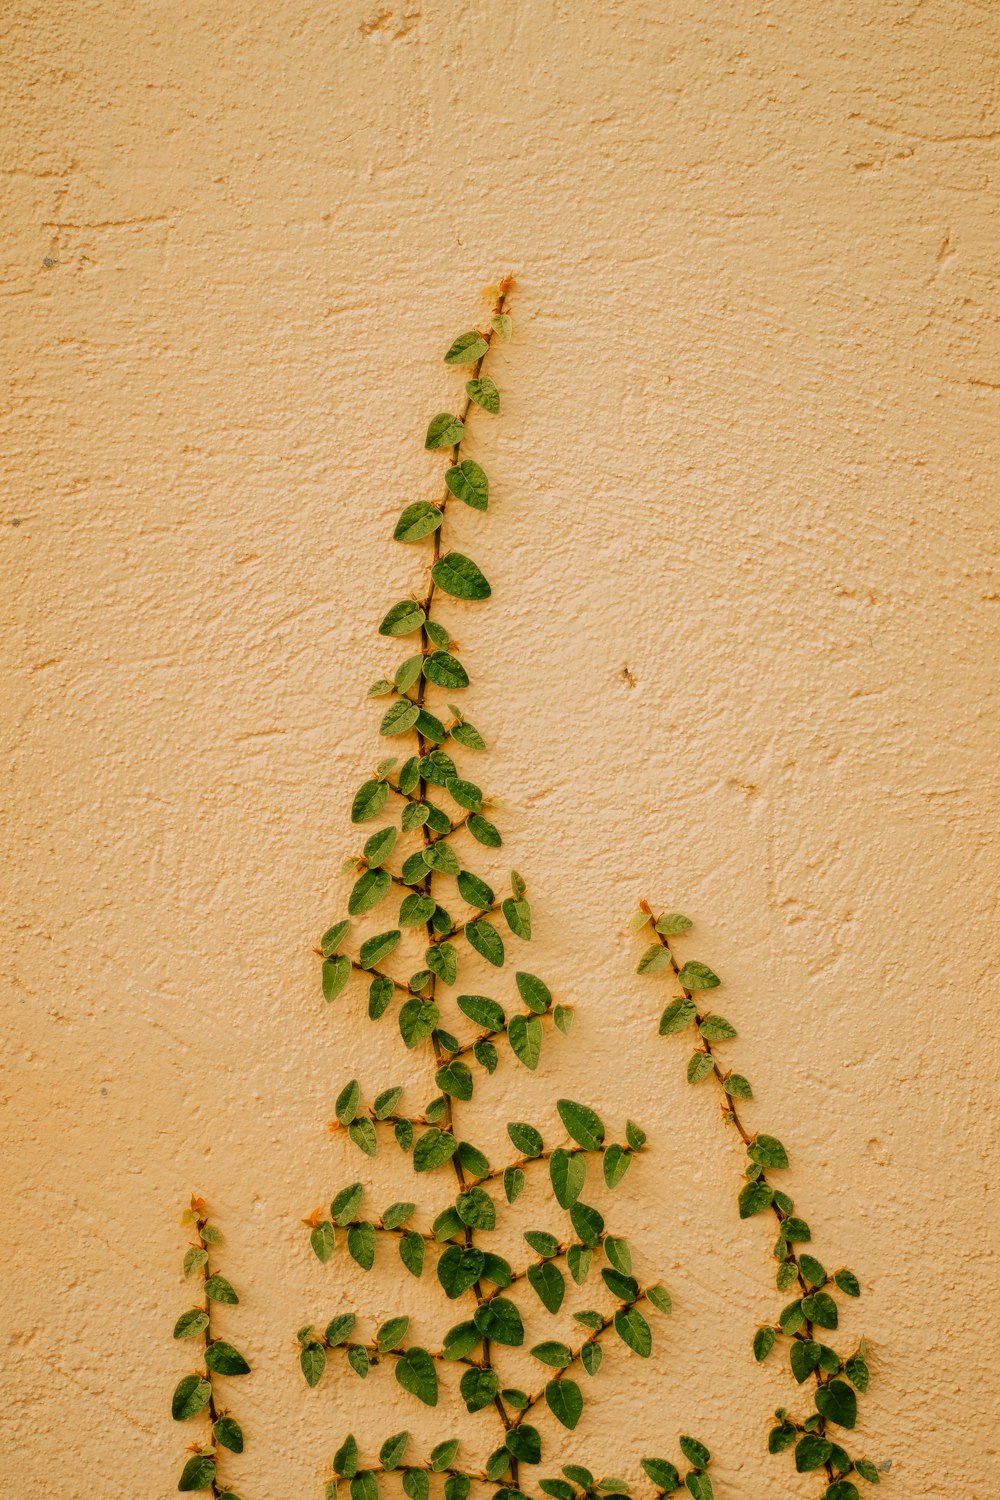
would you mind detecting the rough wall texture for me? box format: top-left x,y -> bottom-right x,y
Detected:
3,1 -> 998,1496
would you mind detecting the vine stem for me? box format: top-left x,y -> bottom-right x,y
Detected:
413,281 -> 517,1462
646,913 -> 835,1487
191,1209 -> 223,1500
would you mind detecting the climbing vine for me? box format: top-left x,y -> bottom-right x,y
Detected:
302,284 -> 714,1500
171,1198 -> 252,1496
632,906 -> 882,1500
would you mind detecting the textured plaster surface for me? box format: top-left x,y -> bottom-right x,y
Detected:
2,2 -> 999,1496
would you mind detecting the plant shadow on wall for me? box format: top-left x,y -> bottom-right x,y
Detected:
300,284 -> 715,1500
632,909 -> 883,1500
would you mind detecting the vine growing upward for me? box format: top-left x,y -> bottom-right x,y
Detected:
300,282 -> 715,1500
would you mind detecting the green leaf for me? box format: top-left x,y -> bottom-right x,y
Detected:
182,1246 -> 208,1278
178,1455 -> 217,1492
171,1374 -> 212,1422
748,1134 -> 788,1170
348,1344 -> 370,1378
456,994 -> 504,1032
204,1274 -> 238,1305
394,502 -> 442,542
352,1474 -> 379,1500
426,943 -> 457,987
789,1339 -> 822,1382
768,1421 -> 797,1454
431,1440 -> 461,1472
322,954 -> 351,1002
444,330 -> 489,365
349,1119 -> 377,1157
570,1200 -> 604,1246
685,1477 -> 713,1500
347,1221 -> 376,1270
424,840 -> 459,874
377,1316 -> 411,1352
474,1297 -> 524,1346
451,719 -> 486,749
213,1415 -> 244,1454
172,1308 -> 209,1340
381,1198 -> 414,1229
677,961 -> 720,990
512,972 -> 549,1013
815,1378 -> 857,1429
602,1267 -> 639,1302
636,944 -> 672,975
603,1143 -> 631,1188
654,912 -> 692,935
461,1366 -> 500,1412
779,1299 -> 807,1336
204,1340 -> 251,1376
465,919 -> 504,965
605,1236 -> 632,1274
505,1425 -> 541,1464
359,924 -> 401,972
349,868 -> 391,916
457,870 -> 494,909
399,999 -> 439,1048
699,1015 -> 736,1041
563,1467 -> 595,1489
503,1166 -> 524,1202
395,1346 -> 438,1405
802,1291 -> 838,1330
380,700 -> 420,737
336,1078 -> 361,1125
794,1436 -> 832,1473
845,1343 -> 870,1392
641,1459 -> 680,1491
799,1254 -> 827,1288
379,600 -> 427,637
527,1261 -> 565,1314
780,1216 -> 812,1243
399,893 -> 435,927
331,1183 -> 363,1224
738,1181 -> 773,1218
508,1013 -> 542,1069
557,1099 -> 604,1151
438,1245 -> 486,1299
687,1052 -> 715,1084
834,1269 -> 861,1297
403,1471 -> 429,1500
363,826 -> 397,868
467,812 -> 501,847
420,749 -> 457,786
399,1231 -> 424,1276
311,1221 -> 336,1262
379,1432 -> 410,1470
580,1342 -> 603,1376
522,1232 -> 559,1262
300,1341 -> 327,1386
614,1306 -> 652,1357
503,897 -> 531,938
531,1340 -> 573,1368
854,1459 -> 880,1484
320,920 -> 351,956
466,376 -> 500,413
432,552 -> 491,600
456,1140 -> 490,1177
445,459 -> 489,510
679,1436 -> 710,1469
567,1245 -> 593,1284
646,1283 -> 672,1314
549,1148 -> 586,1208
425,413 -> 465,450
546,1378 -> 583,1429
458,1188 -> 496,1231
325,1313 -> 356,1347
413,1128 -> 458,1172
492,312 -> 513,341
659,998 -> 697,1034
825,1485 -> 861,1500
723,1073 -> 753,1099
394,655 -> 423,693
753,1326 -> 776,1362
425,651 -> 470,689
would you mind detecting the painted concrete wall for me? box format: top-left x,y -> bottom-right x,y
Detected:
3,2 -> 998,1496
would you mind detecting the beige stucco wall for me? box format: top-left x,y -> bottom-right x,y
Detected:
3,2 -> 998,1496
